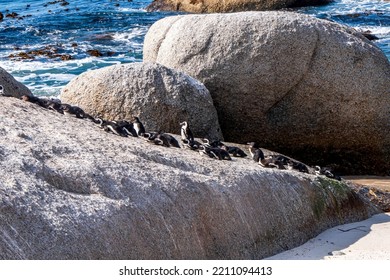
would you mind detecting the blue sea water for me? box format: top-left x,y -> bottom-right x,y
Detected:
0,0 -> 389,96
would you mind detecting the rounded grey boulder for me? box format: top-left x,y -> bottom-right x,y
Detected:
143,11 -> 390,175
60,62 -> 223,140
0,66 -> 32,98
0,96 -> 379,259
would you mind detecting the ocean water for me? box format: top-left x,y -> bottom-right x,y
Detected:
0,0 -> 389,96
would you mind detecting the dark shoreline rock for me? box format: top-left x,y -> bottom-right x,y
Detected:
146,0 -> 333,13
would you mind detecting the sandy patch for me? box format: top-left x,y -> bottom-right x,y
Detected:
265,212 -> 390,260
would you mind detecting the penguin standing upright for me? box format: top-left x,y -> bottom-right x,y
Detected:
247,142 -> 281,168
247,142 -> 265,163
132,116 -> 145,136
180,121 -> 194,143
0,85 -> 4,96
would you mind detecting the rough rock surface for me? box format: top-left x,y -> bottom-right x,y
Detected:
146,0 -> 332,13
0,96 -> 379,259
143,11 -> 390,175
60,62 -> 222,140
0,67 -> 32,98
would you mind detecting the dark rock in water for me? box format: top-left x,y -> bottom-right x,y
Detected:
58,54 -> 72,61
92,34 -> 115,41
0,95 -> 380,259
361,30 -> 379,41
8,52 -> 34,60
87,49 -> 103,57
6,12 -> 19,19
8,46 -> 71,61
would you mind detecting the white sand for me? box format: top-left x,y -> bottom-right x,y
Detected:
266,212 -> 390,260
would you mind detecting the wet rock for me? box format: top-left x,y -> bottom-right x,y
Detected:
87,49 -> 103,57
6,12 -> 19,19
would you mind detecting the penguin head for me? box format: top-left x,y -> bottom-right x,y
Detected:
247,142 -> 259,148
180,121 -> 188,127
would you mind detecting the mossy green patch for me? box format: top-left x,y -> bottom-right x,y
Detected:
311,177 -> 350,219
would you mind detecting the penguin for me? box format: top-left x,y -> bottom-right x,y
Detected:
132,116 -> 145,136
21,94 -> 46,107
160,133 -> 181,148
147,132 -> 181,148
199,145 -> 231,161
247,142 -> 265,163
0,85 -> 3,96
201,138 -> 223,148
95,118 -> 126,136
154,133 -> 171,147
220,143 -> 247,157
287,160 -> 309,173
115,120 -> 137,137
182,138 -> 201,150
180,121 -> 194,143
59,104 -> 88,119
143,131 -> 159,142
41,98 -> 63,112
247,142 -> 281,168
315,166 -> 341,181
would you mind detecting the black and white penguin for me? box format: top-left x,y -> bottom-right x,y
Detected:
182,138 -> 201,150
0,85 -> 4,96
132,116 -> 145,136
115,120 -> 137,137
287,160 -> 309,173
41,98 -> 63,112
247,142 -> 282,168
142,131 -> 159,142
201,138 -> 222,148
95,118 -> 126,136
59,104 -> 88,119
220,143 -> 247,158
180,121 -> 194,143
199,145 -> 231,161
160,133 -> 181,148
315,166 -> 341,181
247,142 -> 265,163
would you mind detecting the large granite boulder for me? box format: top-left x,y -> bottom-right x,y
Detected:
60,62 -> 222,140
143,11 -> 390,175
0,96 -> 379,259
146,0 -> 332,13
0,66 -> 32,98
